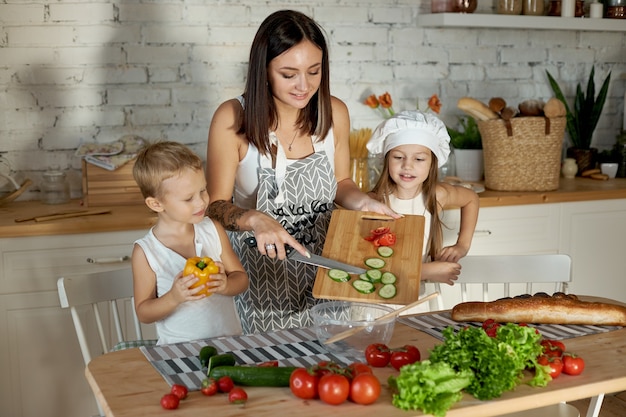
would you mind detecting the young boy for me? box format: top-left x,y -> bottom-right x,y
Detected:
132,141 -> 248,344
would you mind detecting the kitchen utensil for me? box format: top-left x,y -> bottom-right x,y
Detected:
16,209 -> 112,222
15,209 -> 89,223
243,237 -> 367,275
322,292 -> 439,345
312,210 -> 425,305
0,178 -> 33,207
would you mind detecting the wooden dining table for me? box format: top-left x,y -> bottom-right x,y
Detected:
85,301 -> 626,417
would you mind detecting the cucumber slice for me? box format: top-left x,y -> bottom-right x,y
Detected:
328,268 -> 350,282
359,273 -> 370,282
364,257 -> 386,269
377,246 -> 394,258
381,271 -> 397,285
352,280 -> 375,294
378,283 -> 397,299
365,269 -> 382,283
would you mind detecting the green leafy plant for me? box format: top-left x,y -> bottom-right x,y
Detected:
546,66 -> 611,150
447,116 -> 482,150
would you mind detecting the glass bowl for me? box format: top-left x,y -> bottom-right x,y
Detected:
310,301 -> 396,356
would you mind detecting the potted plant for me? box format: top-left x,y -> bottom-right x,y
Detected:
546,66 -> 611,174
447,116 -> 483,181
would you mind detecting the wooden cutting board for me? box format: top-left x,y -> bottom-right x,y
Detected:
312,210 -> 424,305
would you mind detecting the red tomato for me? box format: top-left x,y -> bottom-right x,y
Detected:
313,361 -> 342,378
482,319 -> 501,337
200,378 -> 218,396
364,343 -> 391,367
562,354 -> 585,376
390,350 -> 416,371
160,393 -> 180,410
541,340 -> 565,358
347,362 -> 373,378
402,345 -> 421,363
289,367 -> 319,400
170,383 -> 188,400
228,387 -> 248,404
318,373 -> 350,405
538,354 -> 563,379
377,233 -> 396,246
258,360 -> 279,367
349,373 -> 381,405
217,375 -> 235,393
371,226 -> 390,236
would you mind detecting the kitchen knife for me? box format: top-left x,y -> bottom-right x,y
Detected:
244,237 -> 366,275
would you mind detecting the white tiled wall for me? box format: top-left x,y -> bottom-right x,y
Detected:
0,0 -> 624,199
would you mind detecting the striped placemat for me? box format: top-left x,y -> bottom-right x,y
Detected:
399,311 -> 622,341
140,327 -> 360,390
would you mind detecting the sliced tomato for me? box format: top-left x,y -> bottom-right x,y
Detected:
377,233 -> 396,246
370,226 -> 390,236
258,360 -> 279,367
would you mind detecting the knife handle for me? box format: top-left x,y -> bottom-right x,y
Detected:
244,236 -> 294,255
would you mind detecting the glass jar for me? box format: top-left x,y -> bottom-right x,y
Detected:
41,165 -> 70,204
561,158 -> 578,179
351,158 -> 369,192
431,0 -> 456,13
523,0 -> 545,15
498,0 -> 523,14
454,0 -> 477,13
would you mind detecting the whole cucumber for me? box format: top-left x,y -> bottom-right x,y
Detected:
209,366 -> 297,387
206,353 -> 237,376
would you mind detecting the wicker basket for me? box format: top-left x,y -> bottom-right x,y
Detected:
477,117 -> 566,191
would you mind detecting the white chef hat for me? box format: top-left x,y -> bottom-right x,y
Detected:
366,110 -> 451,168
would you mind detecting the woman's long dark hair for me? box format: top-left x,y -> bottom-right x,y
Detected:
239,10 -> 332,155
371,152 -> 444,260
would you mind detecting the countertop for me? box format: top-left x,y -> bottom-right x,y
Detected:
1,177 -> 625,238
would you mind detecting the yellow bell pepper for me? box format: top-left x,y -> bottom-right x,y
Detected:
184,256 -> 219,296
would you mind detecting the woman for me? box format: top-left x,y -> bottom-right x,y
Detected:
206,10 -> 397,334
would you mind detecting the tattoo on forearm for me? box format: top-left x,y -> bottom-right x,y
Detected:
208,200 -> 245,231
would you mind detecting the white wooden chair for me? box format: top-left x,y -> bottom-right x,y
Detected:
430,254 -> 602,417
57,267 -> 156,416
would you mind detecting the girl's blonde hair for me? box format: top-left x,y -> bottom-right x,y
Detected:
370,152 -> 443,260
133,141 -> 203,199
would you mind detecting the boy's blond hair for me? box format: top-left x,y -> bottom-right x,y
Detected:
133,141 -> 203,199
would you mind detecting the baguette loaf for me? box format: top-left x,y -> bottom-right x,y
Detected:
457,97 -> 499,121
451,292 -> 626,326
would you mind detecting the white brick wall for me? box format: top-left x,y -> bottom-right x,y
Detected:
0,0 -> 624,198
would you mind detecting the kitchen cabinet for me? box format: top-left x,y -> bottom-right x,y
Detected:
417,13 -> 626,32
440,198 -> 626,307
0,230 -> 156,417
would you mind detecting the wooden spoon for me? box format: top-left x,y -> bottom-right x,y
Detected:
0,179 -> 33,206
322,292 -> 440,345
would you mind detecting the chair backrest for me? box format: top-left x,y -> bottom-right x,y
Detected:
432,254 -> 572,311
57,267 -> 144,366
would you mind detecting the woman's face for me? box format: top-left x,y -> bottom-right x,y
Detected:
267,40 -> 323,110
387,144 -> 433,199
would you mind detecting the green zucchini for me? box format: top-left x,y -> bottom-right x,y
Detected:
207,353 -> 237,376
208,366 -> 297,387
199,345 -> 218,368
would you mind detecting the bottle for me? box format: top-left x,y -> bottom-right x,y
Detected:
498,0 -> 523,14
41,165 -> 70,204
523,0 -> 545,15
561,158 -> 578,179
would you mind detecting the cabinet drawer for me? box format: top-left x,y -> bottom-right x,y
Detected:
442,203 -> 560,255
0,230 -> 145,294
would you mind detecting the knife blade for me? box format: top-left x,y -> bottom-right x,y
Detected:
244,237 -> 366,275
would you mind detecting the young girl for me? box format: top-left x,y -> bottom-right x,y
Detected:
132,141 -> 249,344
367,110 -> 479,304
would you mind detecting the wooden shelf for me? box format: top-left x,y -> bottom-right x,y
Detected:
417,13 -> 626,32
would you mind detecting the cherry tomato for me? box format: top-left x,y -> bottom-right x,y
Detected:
200,378 -> 218,396
228,387 -> 248,404
313,361 -> 342,378
390,350 -> 415,371
289,367 -> 319,399
377,232 -> 396,246
541,340 -> 565,358
482,319 -> 501,337
562,354 -> 585,376
347,362 -> 373,378
217,375 -> 235,393
538,354 -> 563,379
160,393 -> 180,410
349,373 -> 381,405
258,360 -> 279,367
364,343 -> 391,367
170,383 -> 188,400
318,373 -> 350,405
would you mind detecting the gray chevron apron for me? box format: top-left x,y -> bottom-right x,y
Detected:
231,138 -> 337,334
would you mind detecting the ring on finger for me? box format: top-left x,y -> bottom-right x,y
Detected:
265,243 -> 276,251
